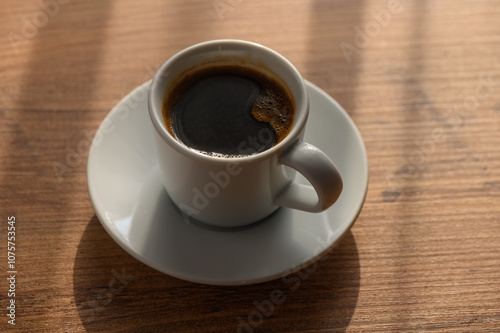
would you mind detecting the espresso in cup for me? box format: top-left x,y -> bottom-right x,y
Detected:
162,65 -> 295,157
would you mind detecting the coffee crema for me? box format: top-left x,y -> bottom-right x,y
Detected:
163,65 -> 295,157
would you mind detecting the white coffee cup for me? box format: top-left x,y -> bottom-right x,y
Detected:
148,40 -> 342,227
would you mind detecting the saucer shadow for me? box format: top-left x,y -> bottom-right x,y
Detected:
74,216 -> 359,332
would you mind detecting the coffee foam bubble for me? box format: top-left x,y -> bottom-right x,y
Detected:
250,82 -> 294,144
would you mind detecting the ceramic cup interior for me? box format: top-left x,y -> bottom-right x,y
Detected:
148,39 -> 309,162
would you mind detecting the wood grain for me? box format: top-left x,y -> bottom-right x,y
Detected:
1,0 -> 499,331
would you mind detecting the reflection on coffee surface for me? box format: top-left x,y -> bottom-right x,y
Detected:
163,65 -> 294,157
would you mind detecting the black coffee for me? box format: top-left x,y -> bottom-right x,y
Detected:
163,65 -> 294,157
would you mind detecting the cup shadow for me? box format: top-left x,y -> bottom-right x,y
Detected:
73,216 -> 359,332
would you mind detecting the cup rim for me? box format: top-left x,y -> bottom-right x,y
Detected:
148,39 -> 309,164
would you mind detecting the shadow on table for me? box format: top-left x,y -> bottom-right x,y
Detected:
304,0 -> 365,119
73,216 -> 360,332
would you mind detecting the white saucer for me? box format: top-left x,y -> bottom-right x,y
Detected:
87,80 -> 368,286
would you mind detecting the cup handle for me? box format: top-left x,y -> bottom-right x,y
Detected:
274,141 -> 343,212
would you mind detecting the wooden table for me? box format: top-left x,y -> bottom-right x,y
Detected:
1,0 -> 499,331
